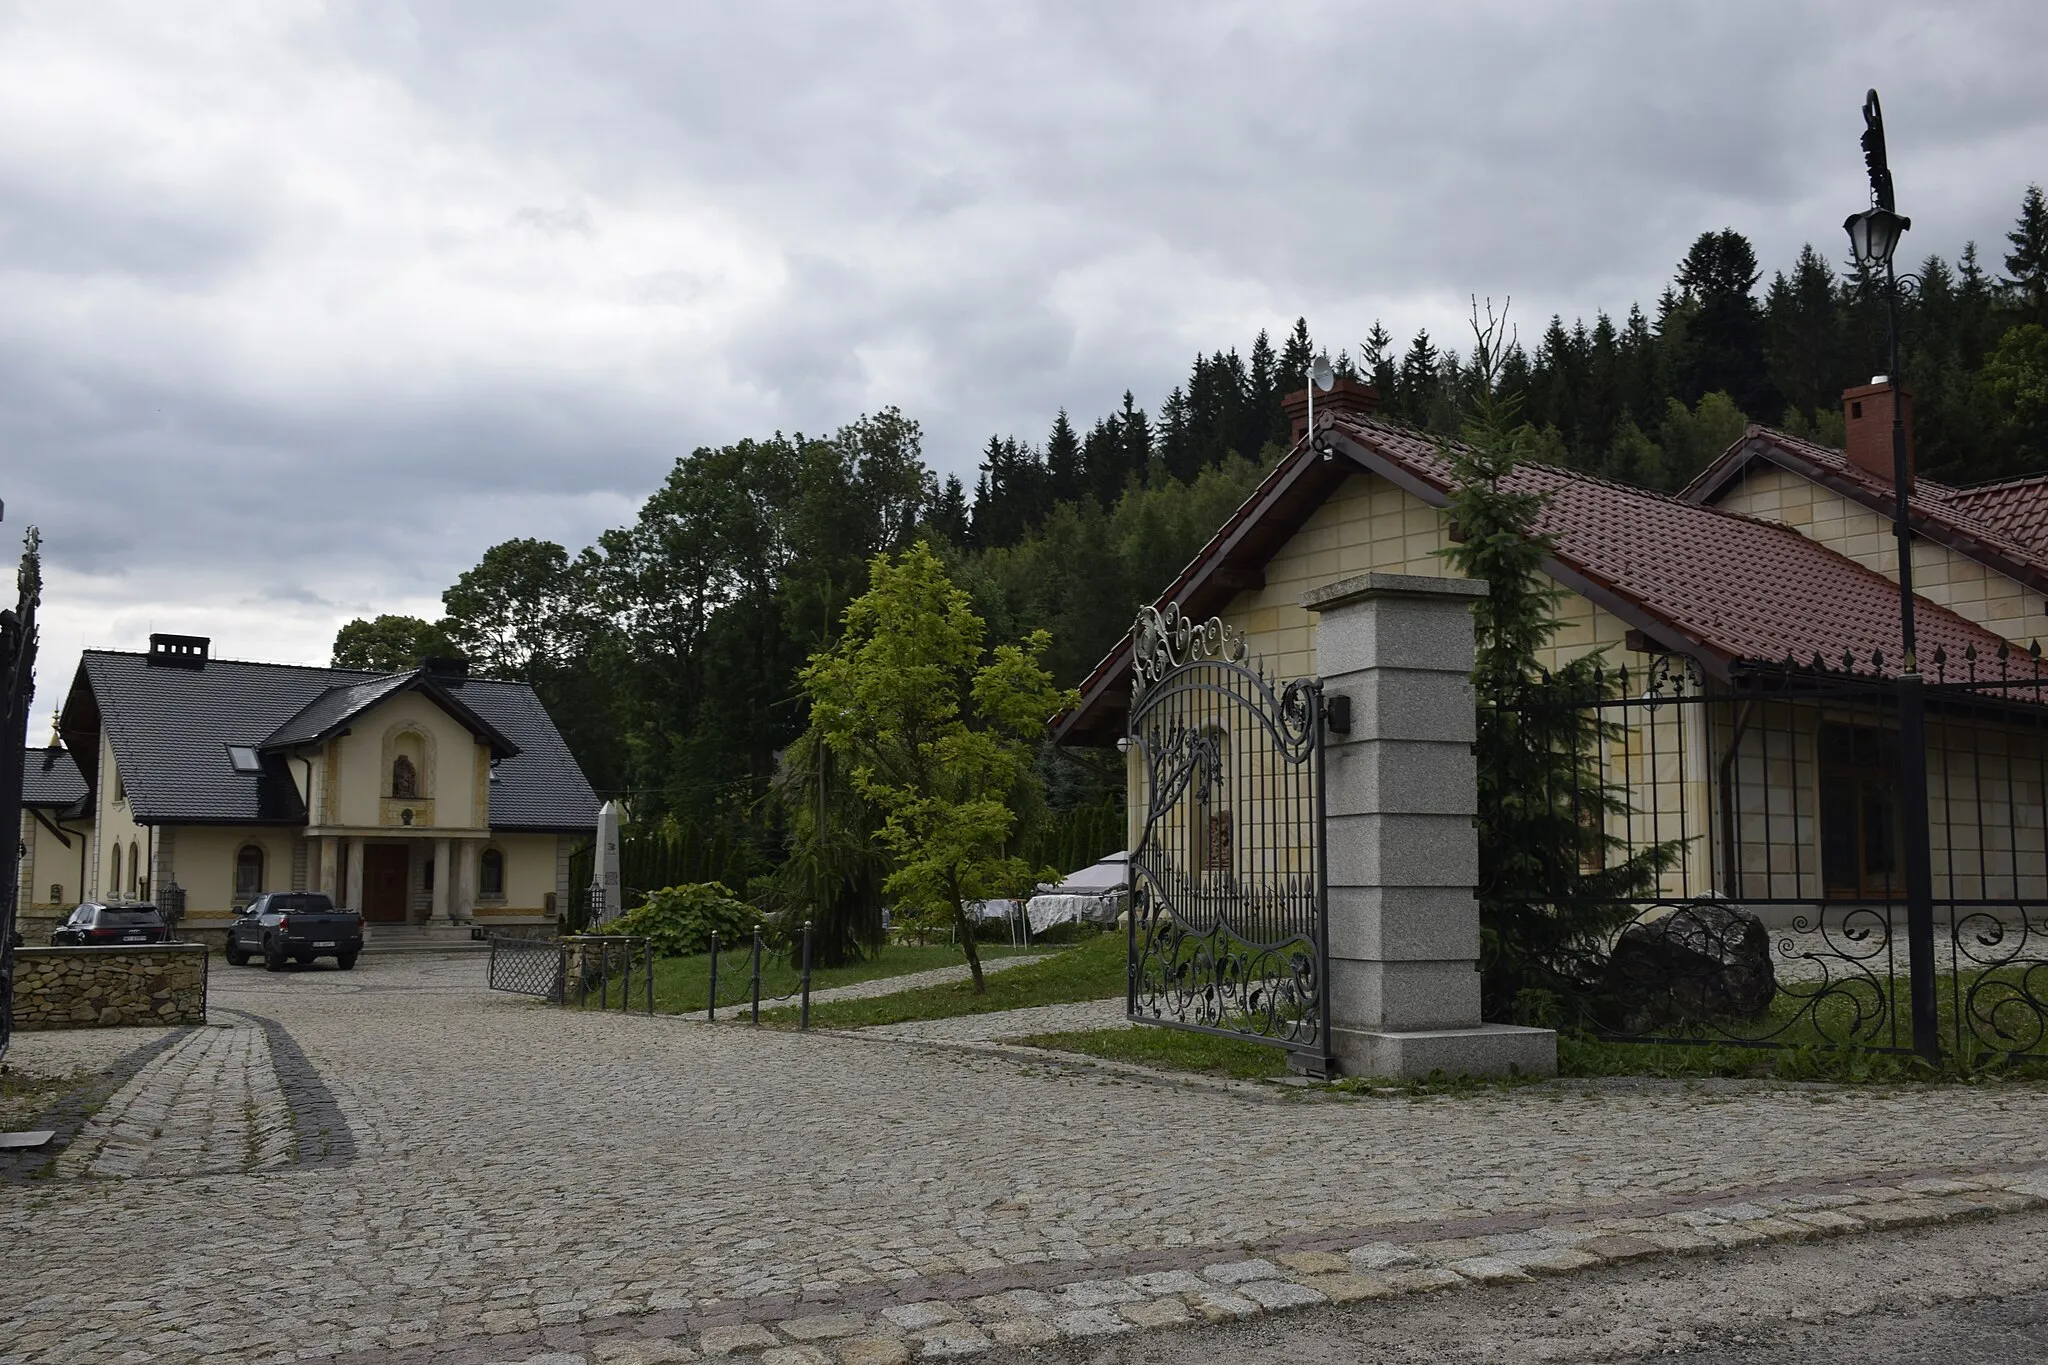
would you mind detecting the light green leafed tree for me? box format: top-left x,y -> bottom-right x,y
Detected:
799,541 -> 1075,991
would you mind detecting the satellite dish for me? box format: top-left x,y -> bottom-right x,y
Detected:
1311,352 -> 1336,392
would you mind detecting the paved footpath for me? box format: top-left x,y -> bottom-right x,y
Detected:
6,954 -> 2048,1365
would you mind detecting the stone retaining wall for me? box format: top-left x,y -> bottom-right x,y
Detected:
8,944 -> 209,1030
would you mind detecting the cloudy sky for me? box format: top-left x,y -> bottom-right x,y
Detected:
6,1 -> 2044,714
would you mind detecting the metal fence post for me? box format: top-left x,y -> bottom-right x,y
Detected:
800,919 -> 814,1030
707,930 -> 720,1022
577,940 -> 588,1008
645,940 -> 654,1016
751,924 -> 763,1026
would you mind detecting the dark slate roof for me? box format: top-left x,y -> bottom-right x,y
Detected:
23,747 -> 86,809
72,652 -> 598,831
262,673 -> 518,757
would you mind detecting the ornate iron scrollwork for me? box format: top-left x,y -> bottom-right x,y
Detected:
1131,603 -> 1248,702
1126,606 -> 1328,1064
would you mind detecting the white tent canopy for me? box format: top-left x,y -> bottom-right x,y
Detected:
1026,851 -> 1129,933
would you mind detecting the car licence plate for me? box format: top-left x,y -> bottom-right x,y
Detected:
123,933 -> 147,942
314,940 -> 336,947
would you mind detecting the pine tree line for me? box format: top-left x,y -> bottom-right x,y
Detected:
962,183 -> 2048,552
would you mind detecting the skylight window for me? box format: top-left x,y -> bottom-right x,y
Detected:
226,745 -> 262,773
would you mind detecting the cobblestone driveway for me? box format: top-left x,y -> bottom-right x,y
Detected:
5,953 -> 2048,1364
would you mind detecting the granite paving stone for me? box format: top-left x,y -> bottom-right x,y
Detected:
10,954 -> 2048,1365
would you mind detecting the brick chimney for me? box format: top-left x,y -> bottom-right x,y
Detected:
1282,378 -> 1381,444
1842,377 -> 1914,487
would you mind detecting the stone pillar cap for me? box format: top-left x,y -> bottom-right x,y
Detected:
1302,572 -> 1489,612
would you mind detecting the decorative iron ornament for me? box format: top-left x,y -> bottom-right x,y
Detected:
1131,602 -> 1248,703
1486,650 -> 2048,1060
1126,607 -> 1328,1066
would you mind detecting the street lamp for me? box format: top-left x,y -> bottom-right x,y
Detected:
1844,88 -> 1937,1063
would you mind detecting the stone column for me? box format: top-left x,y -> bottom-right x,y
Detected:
1304,571 -> 1556,1079
454,840 -> 478,923
319,837 -> 340,901
343,838 -> 365,914
432,838 -> 451,922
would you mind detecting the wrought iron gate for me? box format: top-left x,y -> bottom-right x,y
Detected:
1125,605 -> 1329,1069
0,526 -> 43,1067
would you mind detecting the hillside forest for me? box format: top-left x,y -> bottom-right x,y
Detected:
337,188 -> 2048,914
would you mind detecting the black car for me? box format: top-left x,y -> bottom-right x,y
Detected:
51,902 -> 170,946
225,892 -> 364,971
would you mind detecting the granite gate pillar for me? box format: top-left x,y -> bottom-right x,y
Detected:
1304,572 -> 1556,1079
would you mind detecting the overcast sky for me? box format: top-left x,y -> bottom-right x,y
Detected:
6,1 -> 2045,717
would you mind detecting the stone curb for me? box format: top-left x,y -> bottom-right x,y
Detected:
430,1169 -> 2048,1364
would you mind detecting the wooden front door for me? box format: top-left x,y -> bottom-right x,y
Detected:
363,845 -> 411,923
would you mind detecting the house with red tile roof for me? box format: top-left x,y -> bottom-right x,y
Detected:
1055,379 -> 2048,914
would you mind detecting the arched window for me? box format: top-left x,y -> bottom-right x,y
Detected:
480,847 -> 505,898
391,754 -> 419,800
235,845 -> 265,904
110,843 -> 122,898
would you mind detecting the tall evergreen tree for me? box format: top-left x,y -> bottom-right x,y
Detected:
1675,229 -> 1772,416
1763,244 -> 1844,423
1045,410 -> 1083,505
2003,184 -> 2048,326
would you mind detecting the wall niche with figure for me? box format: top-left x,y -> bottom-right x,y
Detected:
379,723 -> 438,826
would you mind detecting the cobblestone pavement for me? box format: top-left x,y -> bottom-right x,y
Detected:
54,1016 -> 293,1179
678,952 -> 1050,1022
6,953 -> 2048,1365
854,998 -> 1130,1045
1,1023 -> 180,1081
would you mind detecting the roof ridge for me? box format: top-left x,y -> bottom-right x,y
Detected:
83,648 -> 388,679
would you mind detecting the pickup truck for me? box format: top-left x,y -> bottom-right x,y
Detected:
225,892 -> 363,971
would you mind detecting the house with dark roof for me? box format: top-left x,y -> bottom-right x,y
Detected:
1055,377 -> 2048,912
39,634 -> 599,934
19,744 -> 90,912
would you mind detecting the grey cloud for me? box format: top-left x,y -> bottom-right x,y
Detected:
4,0 -> 2045,704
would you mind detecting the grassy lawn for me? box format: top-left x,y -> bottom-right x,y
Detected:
589,942 -> 1041,1015
760,930 -> 1125,1028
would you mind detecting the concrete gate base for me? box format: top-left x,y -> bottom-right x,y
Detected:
1330,1023 -> 1558,1080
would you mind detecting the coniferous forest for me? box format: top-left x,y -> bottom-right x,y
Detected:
338,189 -> 2048,888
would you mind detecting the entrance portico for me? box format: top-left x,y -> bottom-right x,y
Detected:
317,831 -> 491,925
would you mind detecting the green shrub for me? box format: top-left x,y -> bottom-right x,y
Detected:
612,882 -> 758,958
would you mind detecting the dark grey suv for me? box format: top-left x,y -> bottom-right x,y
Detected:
51,902 -> 170,946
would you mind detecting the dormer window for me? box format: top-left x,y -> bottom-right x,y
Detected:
227,745 -> 262,773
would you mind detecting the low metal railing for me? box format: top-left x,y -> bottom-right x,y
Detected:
705,920 -> 815,1027
485,933 -> 654,1015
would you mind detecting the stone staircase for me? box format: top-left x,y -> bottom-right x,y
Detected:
363,923 -> 494,954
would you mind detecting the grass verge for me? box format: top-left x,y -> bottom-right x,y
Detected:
761,930 -> 1124,1028
597,943 -> 1039,1015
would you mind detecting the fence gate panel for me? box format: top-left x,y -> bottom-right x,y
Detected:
1125,606 -> 1328,1066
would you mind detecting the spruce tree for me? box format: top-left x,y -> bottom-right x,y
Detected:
1046,409 -> 1083,505
2003,184 -> 2048,325
1436,304 -> 1682,1018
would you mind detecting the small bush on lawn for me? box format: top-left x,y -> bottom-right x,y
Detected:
613,882 -> 757,958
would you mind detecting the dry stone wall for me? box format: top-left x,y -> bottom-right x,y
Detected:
8,945 -> 209,1030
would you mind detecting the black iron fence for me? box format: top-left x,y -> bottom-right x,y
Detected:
1489,645 -> 2048,1061
485,933 -> 654,1015
704,921 -> 817,1027
0,527 -> 42,1068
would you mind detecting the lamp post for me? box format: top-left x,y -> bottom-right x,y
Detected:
1843,88 -> 1937,1063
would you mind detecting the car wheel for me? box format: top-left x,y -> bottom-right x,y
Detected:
335,952 -> 358,971
225,945 -> 249,966
263,937 -> 286,972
